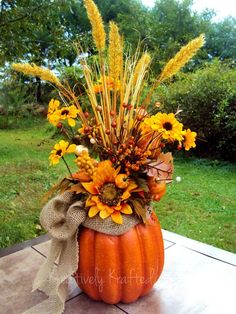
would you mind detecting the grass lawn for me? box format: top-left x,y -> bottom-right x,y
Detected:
0,121 -> 236,253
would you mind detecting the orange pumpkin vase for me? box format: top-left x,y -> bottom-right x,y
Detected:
75,212 -> 164,304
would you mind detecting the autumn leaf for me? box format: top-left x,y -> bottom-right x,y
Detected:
68,183 -> 86,194
146,152 -> 173,183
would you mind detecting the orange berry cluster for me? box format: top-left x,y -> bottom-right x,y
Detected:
76,151 -> 97,176
114,136 -> 152,174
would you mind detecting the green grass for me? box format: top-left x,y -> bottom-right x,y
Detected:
0,121 -> 236,253
0,120 -> 76,248
154,157 -> 236,253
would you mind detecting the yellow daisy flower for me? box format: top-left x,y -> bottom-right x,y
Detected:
48,99 -> 60,114
47,99 -> 61,126
182,129 -> 197,151
143,112 -> 183,142
47,111 -> 61,126
49,140 -> 76,165
59,105 -> 79,127
82,160 -> 140,224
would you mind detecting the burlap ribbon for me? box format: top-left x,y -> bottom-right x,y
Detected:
24,192 -> 141,314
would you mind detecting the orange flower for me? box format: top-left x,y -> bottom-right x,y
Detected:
82,160 -> 139,224
93,76 -> 120,94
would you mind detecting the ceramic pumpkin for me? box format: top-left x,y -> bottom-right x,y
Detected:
75,212 -> 164,304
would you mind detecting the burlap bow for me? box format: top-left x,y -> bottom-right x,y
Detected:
24,192 -> 141,314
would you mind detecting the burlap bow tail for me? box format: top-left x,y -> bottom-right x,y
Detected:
24,192 -> 141,314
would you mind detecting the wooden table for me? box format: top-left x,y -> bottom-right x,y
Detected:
0,230 -> 235,314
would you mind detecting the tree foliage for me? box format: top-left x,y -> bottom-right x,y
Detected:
157,60 -> 236,161
1,0 -> 235,68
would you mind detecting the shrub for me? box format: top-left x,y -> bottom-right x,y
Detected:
0,67 -> 55,129
157,60 -> 236,161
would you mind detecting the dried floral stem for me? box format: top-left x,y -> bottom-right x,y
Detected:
62,157 -> 73,178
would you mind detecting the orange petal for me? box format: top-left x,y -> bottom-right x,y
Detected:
85,197 -> 96,207
120,203 -> 133,214
72,171 -> 91,182
111,212 -> 123,224
93,160 -> 116,186
81,182 -> 98,194
88,206 -> 100,217
126,181 -> 138,192
97,201 -> 114,213
99,209 -> 111,219
115,166 -> 121,175
121,190 -> 131,200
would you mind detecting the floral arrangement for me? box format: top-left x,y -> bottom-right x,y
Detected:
12,0 -> 203,225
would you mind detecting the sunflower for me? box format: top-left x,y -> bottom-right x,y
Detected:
182,129 -> 197,151
143,112 -> 183,142
49,140 -> 76,165
82,160 -> 140,224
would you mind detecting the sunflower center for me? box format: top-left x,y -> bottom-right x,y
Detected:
61,109 -> 69,116
163,122 -> 173,131
56,149 -> 62,156
99,183 -> 122,206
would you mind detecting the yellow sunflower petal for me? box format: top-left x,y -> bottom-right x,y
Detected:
59,140 -> 67,148
68,118 -> 76,127
49,156 -> 60,165
99,209 -> 111,219
120,203 -> 133,214
126,181 -> 138,192
81,182 -> 98,194
88,206 -> 100,217
121,190 -> 131,200
54,143 -> 61,150
96,200 -> 114,213
66,144 -> 76,153
85,197 -> 96,207
111,212 -> 123,224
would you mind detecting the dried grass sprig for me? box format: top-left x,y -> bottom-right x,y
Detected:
84,0 -> 106,53
109,21 -> 123,83
12,63 -> 62,87
159,34 -> 205,82
133,52 -> 151,86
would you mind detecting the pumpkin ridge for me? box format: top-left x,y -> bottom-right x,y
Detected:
120,226 -> 143,303
94,230 -> 101,300
135,224 -> 146,295
152,215 -> 164,280
118,233 -> 123,302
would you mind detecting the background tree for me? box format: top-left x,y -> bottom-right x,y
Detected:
206,17 -> 236,61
